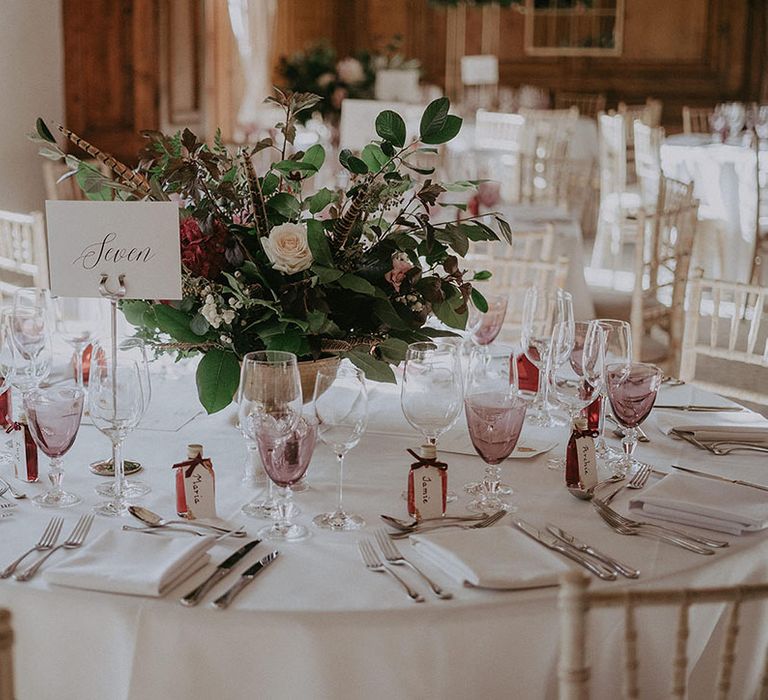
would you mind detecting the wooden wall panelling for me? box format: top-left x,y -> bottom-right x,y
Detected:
63,0 -> 160,164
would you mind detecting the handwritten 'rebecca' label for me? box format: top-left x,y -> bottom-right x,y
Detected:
575,435 -> 597,490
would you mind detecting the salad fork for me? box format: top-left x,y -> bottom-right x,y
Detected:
358,540 -> 424,602
388,510 -> 507,539
1,517 -> 63,578
16,514 -> 95,581
374,529 -> 452,599
380,513 -> 487,532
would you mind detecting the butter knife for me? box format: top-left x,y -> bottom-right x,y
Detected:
671,465 -> 768,492
512,519 -> 617,581
545,524 -> 639,578
180,539 -> 261,607
655,405 -> 744,412
212,551 -> 279,609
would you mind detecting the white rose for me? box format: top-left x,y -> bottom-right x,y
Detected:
336,57 -> 365,85
317,71 -> 335,89
261,223 -> 314,275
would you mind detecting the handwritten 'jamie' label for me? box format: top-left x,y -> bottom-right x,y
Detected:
45,201 -> 182,300
182,466 -> 216,520
575,435 -> 597,490
411,465 -> 444,519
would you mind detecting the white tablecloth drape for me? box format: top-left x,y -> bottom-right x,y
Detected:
2,371 -> 768,699
660,134 -> 761,282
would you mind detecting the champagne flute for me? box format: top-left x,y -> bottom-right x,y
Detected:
468,293 -> 509,346
23,385 -> 85,508
521,287 -> 574,427
239,351 -> 303,519
88,360 -> 147,516
92,339 -> 152,498
313,363 -> 368,531
594,319 -> 632,459
605,362 -> 662,475
256,415 -> 318,542
464,345 -> 527,513
548,321 -> 605,470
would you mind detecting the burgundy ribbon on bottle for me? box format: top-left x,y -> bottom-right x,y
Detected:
172,455 -> 210,478
406,448 -> 447,471
4,422 -> 21,434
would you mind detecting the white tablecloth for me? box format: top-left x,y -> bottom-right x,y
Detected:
660,133 -> 761,282
2,370 -> 768,699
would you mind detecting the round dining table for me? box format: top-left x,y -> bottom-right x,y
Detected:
1,364 -> 768,700
660,133 -> 763,283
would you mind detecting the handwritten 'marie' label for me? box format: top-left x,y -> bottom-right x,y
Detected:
575,435 -> 597,490
73,232 -> 155,270
182,465 -> 216,519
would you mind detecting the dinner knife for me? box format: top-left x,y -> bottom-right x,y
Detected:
671,465 -> 768,493
180,539 -> 261,607
655,404 -> 744,412
212,551 -> 279,609
512,519 -> 617,581
545,524 -> 640,578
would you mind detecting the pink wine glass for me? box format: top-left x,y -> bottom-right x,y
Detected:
464,346 -> 527,513
605,362 -> 662,474
23,386 -> 85,508
468,293 -> 509,346
256,416 -> 318,542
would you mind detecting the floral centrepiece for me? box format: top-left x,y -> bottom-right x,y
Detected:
33,92 -> 509,413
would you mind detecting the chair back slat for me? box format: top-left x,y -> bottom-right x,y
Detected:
682,106 -> 714,134
672,601 -> 691,699
0,609 -> 13,700
598,112 -> 628,196
0,210 -> 48,296
624,601 -> 640,700
554,92 -> 606,119
716,598 -> 743,700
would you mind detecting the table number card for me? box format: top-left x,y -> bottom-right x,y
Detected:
45,201 -> 183,300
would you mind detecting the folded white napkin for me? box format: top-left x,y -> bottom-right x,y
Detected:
44,530 -> 213,596
628,472 -> 768,535
655,410 -> 768,444
410,525 -> 570,590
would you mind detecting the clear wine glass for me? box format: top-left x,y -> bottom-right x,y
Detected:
256,415 -> 318,542
464,345 -> 527,513
313,363 -> 368,531
88,360 -> 147,516
53,297 -> 100,390
92,339 -> 153,498
468,292 -> 509,346
547,321 -> 605,470
23,385 -> 85,508
239,351 -> 303,520
605,362 -> 662,475
1,308 -> 52,393
595,319 -> 632,459
521,287 -> 574,427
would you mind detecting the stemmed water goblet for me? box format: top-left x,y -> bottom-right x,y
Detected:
88,357 -> 148,516
547,321 -> 605,470
23,385 -> 85,508
467,292 -> 509,347
239,351 -> 303,520
256,415 -> 318,542
594,319 -> 632,460
313,363 -> 368,531
401,341 -> 464,502
520,287 -> 574,427
605,362 -> 662,475
464,344 -> 527,513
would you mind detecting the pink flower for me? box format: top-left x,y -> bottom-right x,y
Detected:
384,254 -> 414,293
477,181 -> 501,208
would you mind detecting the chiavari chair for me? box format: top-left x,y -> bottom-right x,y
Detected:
630,177 -> 698,372
679,271 -> 768,409
0,210 -> 49,298
559,570 -> 768,700
682,106 -> 713,134
0,609 -> 13,700
619,99 -> 663,183
554,92 -> 607,120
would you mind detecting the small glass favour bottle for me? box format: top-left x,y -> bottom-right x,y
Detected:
407,444 -> 448,520
173,443 -> 216,520
565,417 -> 597,491
8,413 -> 39,483
515,353 -> 539,394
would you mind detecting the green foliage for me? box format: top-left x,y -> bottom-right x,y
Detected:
196,349 -> 241,414
375,110 -> 407,148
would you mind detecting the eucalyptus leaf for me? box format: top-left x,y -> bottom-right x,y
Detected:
376,337 -> 410,364
267,192 -> 300,219
419,98 -> 449,140
196,349 -> 241,414
307,187 -> 336,214
433,298 -> 467,330
154,304 -> 201,343
473,270 -> 492,281
338,273 -> 377,296
360,144 -> 389,173
302,144 -> 325,170
306,219 -> 334,267
421,115 -> 462,145
470,288 -> 488,313
375,110 -> 406,148
190,313 -> 210,336
343,347 -> 397,383
36,117 -> 55,144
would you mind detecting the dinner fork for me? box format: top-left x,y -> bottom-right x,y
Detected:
705,442 -> 768,456
374,530 -> 452,599
602,464 -> 652,505
380,513 -> 488,532
358,540 -> 424,603
593,499 -> 728,550
16,514 -> 95,581
388,510 -> 507,540
1,517 -> 63,578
